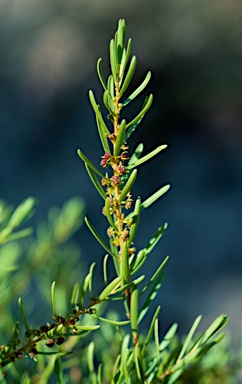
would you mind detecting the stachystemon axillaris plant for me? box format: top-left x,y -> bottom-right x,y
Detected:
76,19 -> 229,383
0,19 -> 229,383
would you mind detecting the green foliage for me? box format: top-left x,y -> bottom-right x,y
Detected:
0,19 -> 237,383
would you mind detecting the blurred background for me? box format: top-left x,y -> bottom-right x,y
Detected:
0,0 -> 242,338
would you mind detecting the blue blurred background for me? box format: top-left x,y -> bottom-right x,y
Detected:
1,1 -> 242,336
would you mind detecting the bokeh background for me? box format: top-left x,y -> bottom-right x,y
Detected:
1,0 -> 242,338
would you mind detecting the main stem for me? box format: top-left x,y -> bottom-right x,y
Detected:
111,80 -> 137,346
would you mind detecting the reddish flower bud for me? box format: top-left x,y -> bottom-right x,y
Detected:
101,152 -> 111,167
56,336 -> 65,345
101,178 -> 107,186
121,152 -> 128,160
111,175 -> 121,185
109,133 -> 116,142
45,339 -> 55,348
117,164 -> 126,174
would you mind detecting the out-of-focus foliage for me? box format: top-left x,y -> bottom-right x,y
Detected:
0,196 -> 85,336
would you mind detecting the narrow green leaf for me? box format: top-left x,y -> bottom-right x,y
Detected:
97,364 -> 103,384
94,316 -> 130,326
2,227 -> 33,244
154,318 -> 160,363
84,217 -> 118,259
98,276 -> 122,301
54,356 -> 64,384
85,164 -> 106,200
71,283 -> 80,306
129,143 -> 144,165
121,335 -> 131,383
114,119 -> 126,156
141,256 -> 169,296
107,75 -> 114,99
80,263 -> 96,305
131,284 -> 139,338
124,114 -> 144,141
178,315 -> 202,360
18,298 -> 30,334
128,197 -> 141,247
138,223 -> 168,260
126,94 -> 153,129
74,325 -> 100,331
130,250 -> 146,275
8,197 -> 37,229
127,145 -> 168,170
115,275 -> 145,293
103,89 -> 114,115
77,149 -> 104,178
118,169 -> 138,203
87,342 -> 97,384
51,281 -> 56,317
123,71 -> 152,107
119,38 -> 132,84
89,90 -> 111,144
117,20 -> 125,65
142,307 -> 161,355
193,314 -> 229,348
103,254 -> 109,286
140,185 -> 171,211
121,241 -> 130,285
134,343 -> 142,381
97,58 -> 107,90
138,272 -> 164,323
119,56 -> 137,97
95,112 -> 110,153
110,39 -> 117,83
159,323 -> 178,353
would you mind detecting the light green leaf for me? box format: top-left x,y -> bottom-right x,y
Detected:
128,197 -> 141,247
127,144 -> 167,170
77,149 -> 104,178
51,281 -> 56,317
87,342 -> 97,384
131,284 -> 138,338
8,197 -> 37,229
97,58 -> 107,90
178,315 -> 202,360
122,71 -> 152,107
18,298 -> 30,334
142,307 -> 161,355
119,38 -> 132,84
95,112 -> 110,153
98,276 -> 122,301
110,39 -> 117,83
84,217 -> 117,259
140,256 -> 169,297
140,223 -> 168,258
85,164 -> 107,200
71,283 -> 80,306
54,356 -> 64,384
129,143 -> 144,165
94,316 -> 130,326
140,185 -> 171,211
114,119 -> 126,156
118,169 -> 137,203
121,241 -> 130,285
119,56 -> 137,97
126,94 -> 153,129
